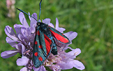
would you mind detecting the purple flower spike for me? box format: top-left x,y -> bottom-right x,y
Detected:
1,12 -> 85,71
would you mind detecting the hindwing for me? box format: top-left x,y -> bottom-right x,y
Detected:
49,26 -> 70,44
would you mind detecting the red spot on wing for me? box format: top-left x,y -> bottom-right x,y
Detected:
37,31 -> 40,35
34,52 -> 38,56
50,29 -> 69,43
39,45 -> 42,48
35,41 -> 37,44
44,35 -> 52,55
38,56 -> 43,61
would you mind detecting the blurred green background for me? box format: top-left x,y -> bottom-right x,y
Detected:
0,0 -> 113,71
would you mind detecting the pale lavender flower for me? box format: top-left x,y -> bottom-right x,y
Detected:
6,0 -> 15,18
6,0 -> 15,8
1,12 -> 85,71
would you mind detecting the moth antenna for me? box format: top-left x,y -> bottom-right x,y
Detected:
39,0 -> 42,20
16,8 -> 37,21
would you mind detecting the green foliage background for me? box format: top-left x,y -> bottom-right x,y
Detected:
0,0 -> 113,71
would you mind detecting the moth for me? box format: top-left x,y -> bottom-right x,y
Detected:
33,22 -> 70,67
17,8 -> 70,68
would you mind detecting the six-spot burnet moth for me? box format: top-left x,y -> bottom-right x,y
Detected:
17,0 -> 70,68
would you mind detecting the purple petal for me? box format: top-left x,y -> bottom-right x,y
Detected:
28,12 -> 37,21
20,44 -> 25,54
58,60 -> 85,70
30,13 -> 37,24
21,28 -> 28,38
49,65 -> 61,71
33,66 -> 46,71
19,12 -> 29,28
38,19 -> 41,22
64,31 -> 77,41
20,67 -> 27,71
17,34 -> 24,41
16,56 -> 29,66
16,43 -> 25,54
57,27 -> 65,33
6,37 -> 18,47
57,61 -> 73,70
42,18 -> 54,27
30,13 -> 37,33
28,12 -> 31,20
1,50 -> 18,58
14,24 -> 22,35
73,60 -> 85,70
14,24 -> 23,28
55,18 -> 65,33
42,18 -> 51,24
48,23 -> 54,28
29,26 -> 35,33
55,18 -> 59,29
5,26 -> 18,41
66,48 -> 81,59
20,28 -> 34,41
